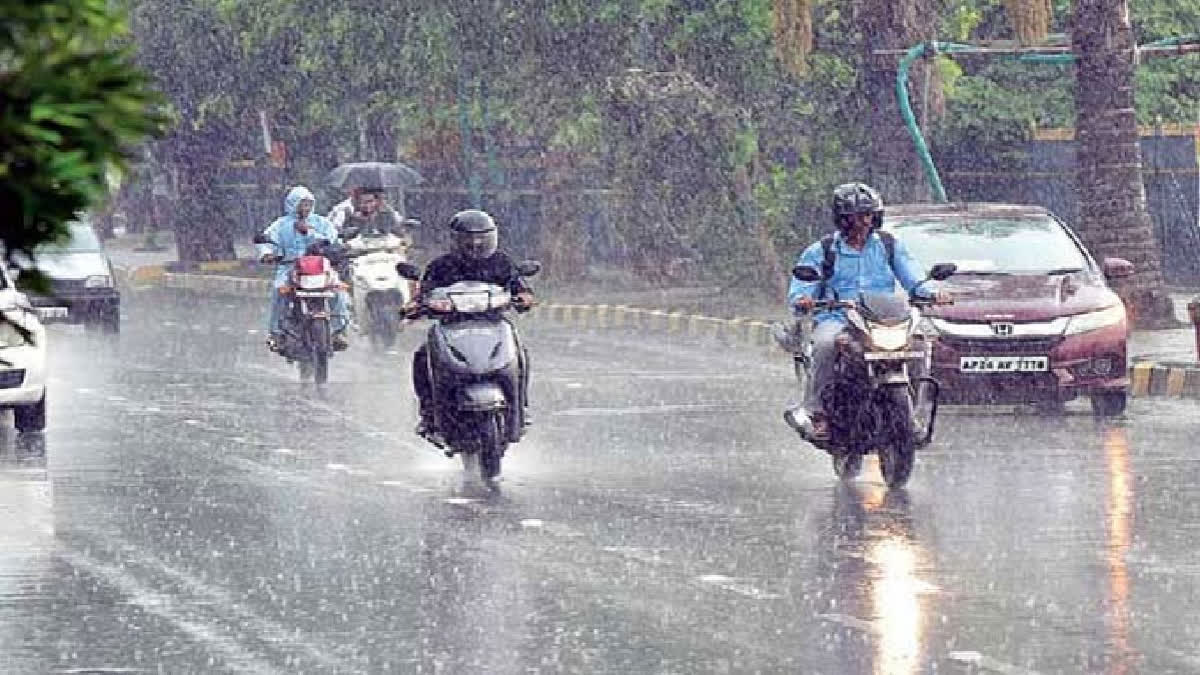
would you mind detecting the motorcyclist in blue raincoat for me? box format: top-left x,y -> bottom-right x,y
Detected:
258,186 -> 351,351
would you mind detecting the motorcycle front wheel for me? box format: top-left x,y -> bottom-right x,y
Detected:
877,386 -> 916,489
832,452 -> 863,480
309,319 -> 330,385
476,412 -> 507,482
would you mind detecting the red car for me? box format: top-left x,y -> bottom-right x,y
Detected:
883,203 -> 1132,415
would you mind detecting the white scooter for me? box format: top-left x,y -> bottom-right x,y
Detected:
346,220 -> 419,348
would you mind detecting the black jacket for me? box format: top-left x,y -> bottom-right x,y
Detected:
419,251 -> 531,299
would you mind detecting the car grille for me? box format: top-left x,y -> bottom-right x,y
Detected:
938,336 -> 1063,354
0,370 -> 26,389
51,278 -> 87,293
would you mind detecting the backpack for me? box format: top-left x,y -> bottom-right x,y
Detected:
818,231 -> 897,300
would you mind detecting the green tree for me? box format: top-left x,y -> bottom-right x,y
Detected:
1,0 -> 163,282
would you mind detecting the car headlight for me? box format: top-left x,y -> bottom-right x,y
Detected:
85,274 -> 113,288
0,320 -> 30,348
1064,304 -> 1126,335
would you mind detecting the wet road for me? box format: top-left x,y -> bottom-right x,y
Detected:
1,289 -> 1198,673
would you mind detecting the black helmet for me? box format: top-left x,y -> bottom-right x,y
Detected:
448,209 -> 498,259
831,182 -> 884,230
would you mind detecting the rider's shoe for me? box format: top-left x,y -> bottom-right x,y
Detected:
332,331 -> 350,351
785,406 -> 829,442
415,417 -> 446,448
265,333 -> 282,353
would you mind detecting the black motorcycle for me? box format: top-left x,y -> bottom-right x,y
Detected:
779,263 -> 956,488
397,261 -> 539,482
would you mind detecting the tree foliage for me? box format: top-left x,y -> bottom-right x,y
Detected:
124,0 -> 1199,289
1,0 -> 163,278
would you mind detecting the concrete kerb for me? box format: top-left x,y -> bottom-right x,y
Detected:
122,271 -> 1200,399
1129,359 -> 1200,398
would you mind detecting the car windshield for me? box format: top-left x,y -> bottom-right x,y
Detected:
39,222 -> 102,253
886,216 -> 1090,275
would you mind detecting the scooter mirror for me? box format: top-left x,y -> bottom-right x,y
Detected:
928,262 -> 957,281
395,262 -> 421,280
516,260 -> 542,277
792,265 -> 821,282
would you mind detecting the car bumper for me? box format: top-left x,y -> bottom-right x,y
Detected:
0,344 -> 47,406
931,323 -> 1128,404
29,287 -> 119,323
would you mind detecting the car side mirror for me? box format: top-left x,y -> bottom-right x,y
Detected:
252,233 -> 271,245
395,262 -> 421,280
792,265 -> 821,282
1102,257 -> 1135,279
928,263 -> 957,281
516,260 -> 542,277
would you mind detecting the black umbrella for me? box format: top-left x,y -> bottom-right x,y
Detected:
325,161 -> 423,190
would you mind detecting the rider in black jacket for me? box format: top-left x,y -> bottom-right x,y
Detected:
412,210 -> 534,438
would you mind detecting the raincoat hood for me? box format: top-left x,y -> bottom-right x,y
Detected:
284,186 -> 317,216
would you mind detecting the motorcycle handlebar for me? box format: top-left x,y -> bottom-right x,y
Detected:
796,297 -> 952,314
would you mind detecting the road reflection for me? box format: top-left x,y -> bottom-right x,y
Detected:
1104,425 -> 1135,674
0,427 -> 52,668
820,479 -> 934,675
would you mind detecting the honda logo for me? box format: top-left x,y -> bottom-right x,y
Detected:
991,322 -> 1015,337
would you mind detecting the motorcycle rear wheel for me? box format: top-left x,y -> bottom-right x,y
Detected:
878,387 -> 916,489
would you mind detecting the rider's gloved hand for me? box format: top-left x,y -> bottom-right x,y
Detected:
513,292 -> 535,311
793,296 -> 816,312
260,253 -> 281,264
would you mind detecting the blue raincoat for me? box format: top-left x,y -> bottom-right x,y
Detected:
787,231 -> 933,326
260,186 -> 349,334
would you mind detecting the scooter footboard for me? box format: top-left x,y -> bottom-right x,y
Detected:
457,383 -> 508,412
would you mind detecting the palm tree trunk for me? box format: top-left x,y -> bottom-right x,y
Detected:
1071,0 -> 1177,327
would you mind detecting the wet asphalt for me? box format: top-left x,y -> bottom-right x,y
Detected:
0,289 -> 1197,674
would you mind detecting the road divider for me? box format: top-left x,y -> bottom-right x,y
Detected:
120,268 -> 1200,400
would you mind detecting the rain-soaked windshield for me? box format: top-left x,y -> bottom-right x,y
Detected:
888,216 -> 1091,274
37,222 -> 102,254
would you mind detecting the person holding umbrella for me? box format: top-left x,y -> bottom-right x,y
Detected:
328,187 -> 408,242
324,161 -> 422,236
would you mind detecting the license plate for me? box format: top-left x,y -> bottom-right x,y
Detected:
35,306 -> 68,319
865,351 -> 926,361
959,355 -> 1049,373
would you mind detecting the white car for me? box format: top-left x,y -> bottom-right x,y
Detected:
0,266 -> 47,432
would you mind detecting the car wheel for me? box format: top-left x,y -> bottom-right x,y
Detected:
1091,390 -> 1128,417
102,305 -> 120,333
15,394 -> 46,432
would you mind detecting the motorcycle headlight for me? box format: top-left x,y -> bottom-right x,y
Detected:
85,274 -> 113,288
1064,304 -> 1126,335
870,324 -> 911,351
